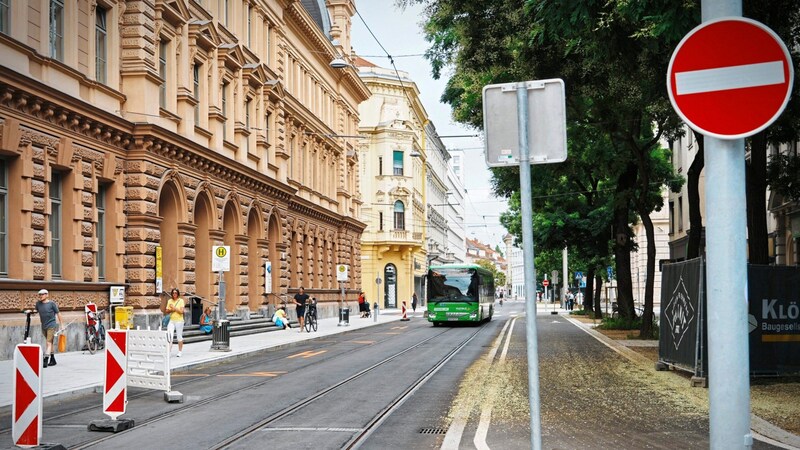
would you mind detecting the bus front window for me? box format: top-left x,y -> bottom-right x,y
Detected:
429,269 -> 478,302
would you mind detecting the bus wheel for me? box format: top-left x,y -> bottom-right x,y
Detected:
432,321 -> 439,327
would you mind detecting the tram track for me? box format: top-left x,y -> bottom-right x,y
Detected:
0,322 -> 432,437
64,325 -> 459,450
211,326 -> 486,450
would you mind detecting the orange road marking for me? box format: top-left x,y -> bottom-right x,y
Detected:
384,332 -> 402,335
218,371 -> 287,377
172,374 -> 210,377
287,350 -> 327,359
351,341 -> 375,344
391,326 -> 408,330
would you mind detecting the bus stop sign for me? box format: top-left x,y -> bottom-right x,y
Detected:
667,17 -> 793,140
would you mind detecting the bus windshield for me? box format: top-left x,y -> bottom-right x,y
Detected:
428,268 -> 480,303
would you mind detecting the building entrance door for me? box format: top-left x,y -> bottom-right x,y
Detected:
384,264 -> 397,308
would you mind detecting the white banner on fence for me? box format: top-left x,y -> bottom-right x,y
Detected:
126,329 -> 171,392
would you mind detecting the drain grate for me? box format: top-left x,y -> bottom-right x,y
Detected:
419,427 -> 448,435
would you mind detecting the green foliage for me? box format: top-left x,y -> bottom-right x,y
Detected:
766,153 -> 800,203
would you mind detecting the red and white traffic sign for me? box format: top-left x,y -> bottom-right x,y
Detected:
103,330 -> 128,420
667,17 -> 793,139
12,344 -> 42,448
542,279 -> 550,287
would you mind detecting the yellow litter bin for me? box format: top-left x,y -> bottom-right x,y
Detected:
115,306 -> 134,330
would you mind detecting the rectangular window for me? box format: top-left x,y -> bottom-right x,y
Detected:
0,0 -> 10,35
245,99 -> 251,153
246,5 -> 251,47
223,0 -> 229,26
50,173 -> 62,278
378,156 -> 383,176
96,185 -> 106,280
159,41 -> 168,108
669,201 -> 675,235
0,159 -> 6,275
264,26 -> 270,65
678,197 -> 684,232
265,111 -> 271,144
379,212 -> 383,231
221,82 -> 228,141
95,7 -> 108,83
393,151 -> 403,176
50,0 -> 65,61
193,64 -> 201,124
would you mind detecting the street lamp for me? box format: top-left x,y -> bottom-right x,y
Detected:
329,56 -> 350,69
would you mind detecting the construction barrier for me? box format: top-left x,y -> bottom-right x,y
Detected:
12,344 -> 42,447
400,301 -> 410,321
103,330 -> 128,419
127,329 -> 182,402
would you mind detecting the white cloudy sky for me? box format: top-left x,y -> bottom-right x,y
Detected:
350,1 -> 510,251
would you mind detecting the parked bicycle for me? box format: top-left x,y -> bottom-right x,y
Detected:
85,305 -> 106,354
304,298 -> 318,332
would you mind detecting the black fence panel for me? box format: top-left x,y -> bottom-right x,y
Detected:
748,264 -> 800,375
659,258 -> 705,376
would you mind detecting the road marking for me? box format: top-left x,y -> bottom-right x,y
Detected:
171,374 -> 210,377
391,326 -> 409,330
287,350 -> 326,359
351,340 -> 375,344
384,332 -> 402,335
441,319 -> 513,450
218,371 -> 286,377
474,318 -> 516,450
675,61 -> 785,95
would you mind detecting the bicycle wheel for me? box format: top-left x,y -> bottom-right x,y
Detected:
310,312 -> 318,332
304,313 -> 312,332
86,326 -> 97,354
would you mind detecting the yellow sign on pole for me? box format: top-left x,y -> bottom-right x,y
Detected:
155,246 -> 163,294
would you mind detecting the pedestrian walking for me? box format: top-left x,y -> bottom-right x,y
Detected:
35,289 -> 64,367
293,287 -> 309,331
411,293 -> 418,313
358,292 -> 368,318
166,288 -> 185,357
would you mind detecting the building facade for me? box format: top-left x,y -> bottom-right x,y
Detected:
0,0 -> 369,357
356,58 -> 427,309
445,164 -> 466,264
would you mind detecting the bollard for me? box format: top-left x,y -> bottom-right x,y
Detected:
400,301 -> 410,321
373,302 -> 379,322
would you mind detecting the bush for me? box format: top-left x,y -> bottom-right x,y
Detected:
598,315 -> 660,339
569,309 -> 592,316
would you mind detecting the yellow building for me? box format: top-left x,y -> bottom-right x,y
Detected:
355,58 -> 428,309
0,0 -> 369,358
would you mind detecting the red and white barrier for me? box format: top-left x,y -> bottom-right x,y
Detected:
12,344 -> 42,448
400,301 -> 410,321
103,330 -> 127,420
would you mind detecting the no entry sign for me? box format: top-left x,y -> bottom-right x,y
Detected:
667,17 -> 793,139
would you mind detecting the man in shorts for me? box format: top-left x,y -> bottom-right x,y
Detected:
293,287 -> 309,331
35,289 -> 63,367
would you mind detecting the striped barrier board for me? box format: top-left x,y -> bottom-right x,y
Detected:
12,344 -> 42,447
103,330 -> 127,419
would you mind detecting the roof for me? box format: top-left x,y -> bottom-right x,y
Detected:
300,0 -> 332,38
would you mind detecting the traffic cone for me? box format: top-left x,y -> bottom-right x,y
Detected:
400,301 -> 410,321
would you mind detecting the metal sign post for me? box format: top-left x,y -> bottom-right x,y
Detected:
337,264 -> 350,326
665,1 -> 794,447
212,246 -> 231,351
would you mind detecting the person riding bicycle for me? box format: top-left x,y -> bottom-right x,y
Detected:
293,287 -> 309,332
35,289 -> 63,367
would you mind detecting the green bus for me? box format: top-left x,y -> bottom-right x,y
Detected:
427,264 -> 495,326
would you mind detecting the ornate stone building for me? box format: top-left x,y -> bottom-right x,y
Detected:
355,58 -> 427,309
0,0 -> 368,356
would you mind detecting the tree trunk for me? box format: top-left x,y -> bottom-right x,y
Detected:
613,164 -> 637,319
687,131 -> 705,259
593,274 -> 603,319
638,206 -> 657,338
747,131 -> 770,264
586,266 -> 598,319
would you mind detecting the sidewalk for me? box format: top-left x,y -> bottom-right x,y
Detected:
1,309 -> 407,408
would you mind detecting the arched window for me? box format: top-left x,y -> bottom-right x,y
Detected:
393,201 -> 405,230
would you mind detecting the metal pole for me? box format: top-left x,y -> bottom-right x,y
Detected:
218,270 -> 227,320
701,3 -> 750,449
562,247 -> 568,307
517,81 -> 542,450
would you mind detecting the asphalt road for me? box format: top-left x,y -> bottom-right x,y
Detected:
0,302 -> 785,449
